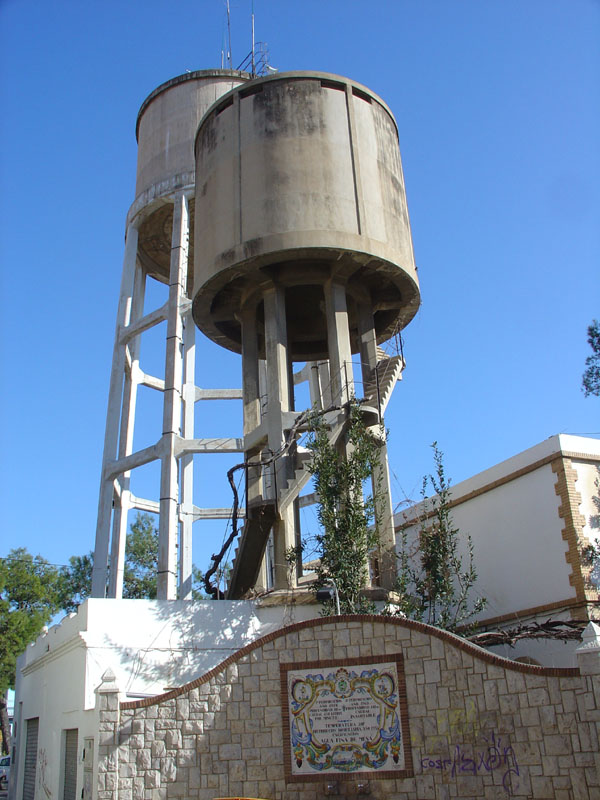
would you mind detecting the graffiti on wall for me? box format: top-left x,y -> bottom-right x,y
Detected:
421,730 -> 520,796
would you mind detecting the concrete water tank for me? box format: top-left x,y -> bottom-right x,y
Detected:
192,71 -> 420,359
131,70 -> 249,286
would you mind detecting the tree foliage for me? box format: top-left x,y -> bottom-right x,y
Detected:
582,319 -> 600,397
307,400 -> 381,615
0,550 -> 60,693
122,513 -> 159,599
57,553 -> 93,613
0,549 -> 62,752
396,443 -> 486,632
59,514 -> 206,604
0,515 -> 206,752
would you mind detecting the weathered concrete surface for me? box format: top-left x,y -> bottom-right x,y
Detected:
133,70 -> 249,285
192,71 -> 420,358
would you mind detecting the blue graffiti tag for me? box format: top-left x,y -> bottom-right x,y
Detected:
420,731 -> 520,796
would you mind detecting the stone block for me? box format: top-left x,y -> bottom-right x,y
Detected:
165,729 -> 182,749
133,778 -> 145,800
228,760 -> 247,780
145,771 -> 160,789
413,773 -> 435,799
208,729 -> 231,745
160,757 -> 176,781
260,746 -> 282,765
265,763 -> 283,780
544,734 -> 570,756
317,639 -> 334,659
530,775 -> 553,797
541,754 -> 560,775
520,706 -> 540,726
482,680 -> 499,710
467,673 -> 483,696
219,742 -> 241,759
208,694 -> 221,712
505,670 -> 526,694
164,781 -> 186,797
424,684 -> 438,710
499,694 -> 519,715
136,749 -> 151,769
539,705 -> 557,732
176,699 -> 189,719
176,748 -> 196,767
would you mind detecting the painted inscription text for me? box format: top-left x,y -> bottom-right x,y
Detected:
287,661 -> 404,776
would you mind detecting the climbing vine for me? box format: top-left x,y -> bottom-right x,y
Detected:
307,399 -> 382,615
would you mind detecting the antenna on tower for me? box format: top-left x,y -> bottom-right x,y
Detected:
251,1 -> 255,77
226,0 -> 233,69
236,0 -> 276,77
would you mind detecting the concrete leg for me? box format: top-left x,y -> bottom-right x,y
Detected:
319,360 -> 332,408
242,303 -> 263,507
358,304 -> 379,389
179,302 -> 195,599
92,222 -> 139,598
358,304 -> 397,589
372,441 -> 398,588
158,194 -> 189,600
324,278 -> 354,406
263,283 -> 296,589
308,362 -> 322,409
241,304 -> 261,435
108,263 -> 146,598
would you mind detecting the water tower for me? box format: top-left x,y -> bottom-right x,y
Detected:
92,69 -> 420,602
91,70 -> 250,600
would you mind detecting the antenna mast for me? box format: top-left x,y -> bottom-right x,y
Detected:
226,0 -> 233,69
251,2 -> 255,76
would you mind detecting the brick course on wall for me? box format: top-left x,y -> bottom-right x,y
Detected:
97,615 -> 600,800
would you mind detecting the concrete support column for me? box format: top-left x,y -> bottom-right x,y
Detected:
263,283 -> 295,588
108,263 -> 146,598
241,302 -> 263,507
308,362 -> 323,409
92,222 -> 139,598
324,278 -> 354,406
371,442 -> 397,588
158,194 -> 189,600
179,302 -> 195,600
358,304 -> 379,387
241,304 -> 261,436
319,361 -> 332,408
358,303 -> 397,589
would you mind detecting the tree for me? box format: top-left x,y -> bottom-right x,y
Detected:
395,443 -> 486,632
60,514 -> 207,604
582,319 -> 600,397
0,550 -> 61,753
123,513 -> 159,599
307,400 -> 381,615
57,553 -> 93,613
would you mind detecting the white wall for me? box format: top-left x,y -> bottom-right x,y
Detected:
394,435 -> 600,666
11,597 -> 318,800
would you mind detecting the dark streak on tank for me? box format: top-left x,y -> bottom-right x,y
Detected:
251,79 -> 325,139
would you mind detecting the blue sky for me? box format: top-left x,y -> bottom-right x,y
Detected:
1,0 -> 598,576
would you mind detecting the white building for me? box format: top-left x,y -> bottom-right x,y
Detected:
10,598 -> 316,800
395,434 -> 600,666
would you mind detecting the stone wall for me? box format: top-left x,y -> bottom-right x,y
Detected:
96,616 -> 600,800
